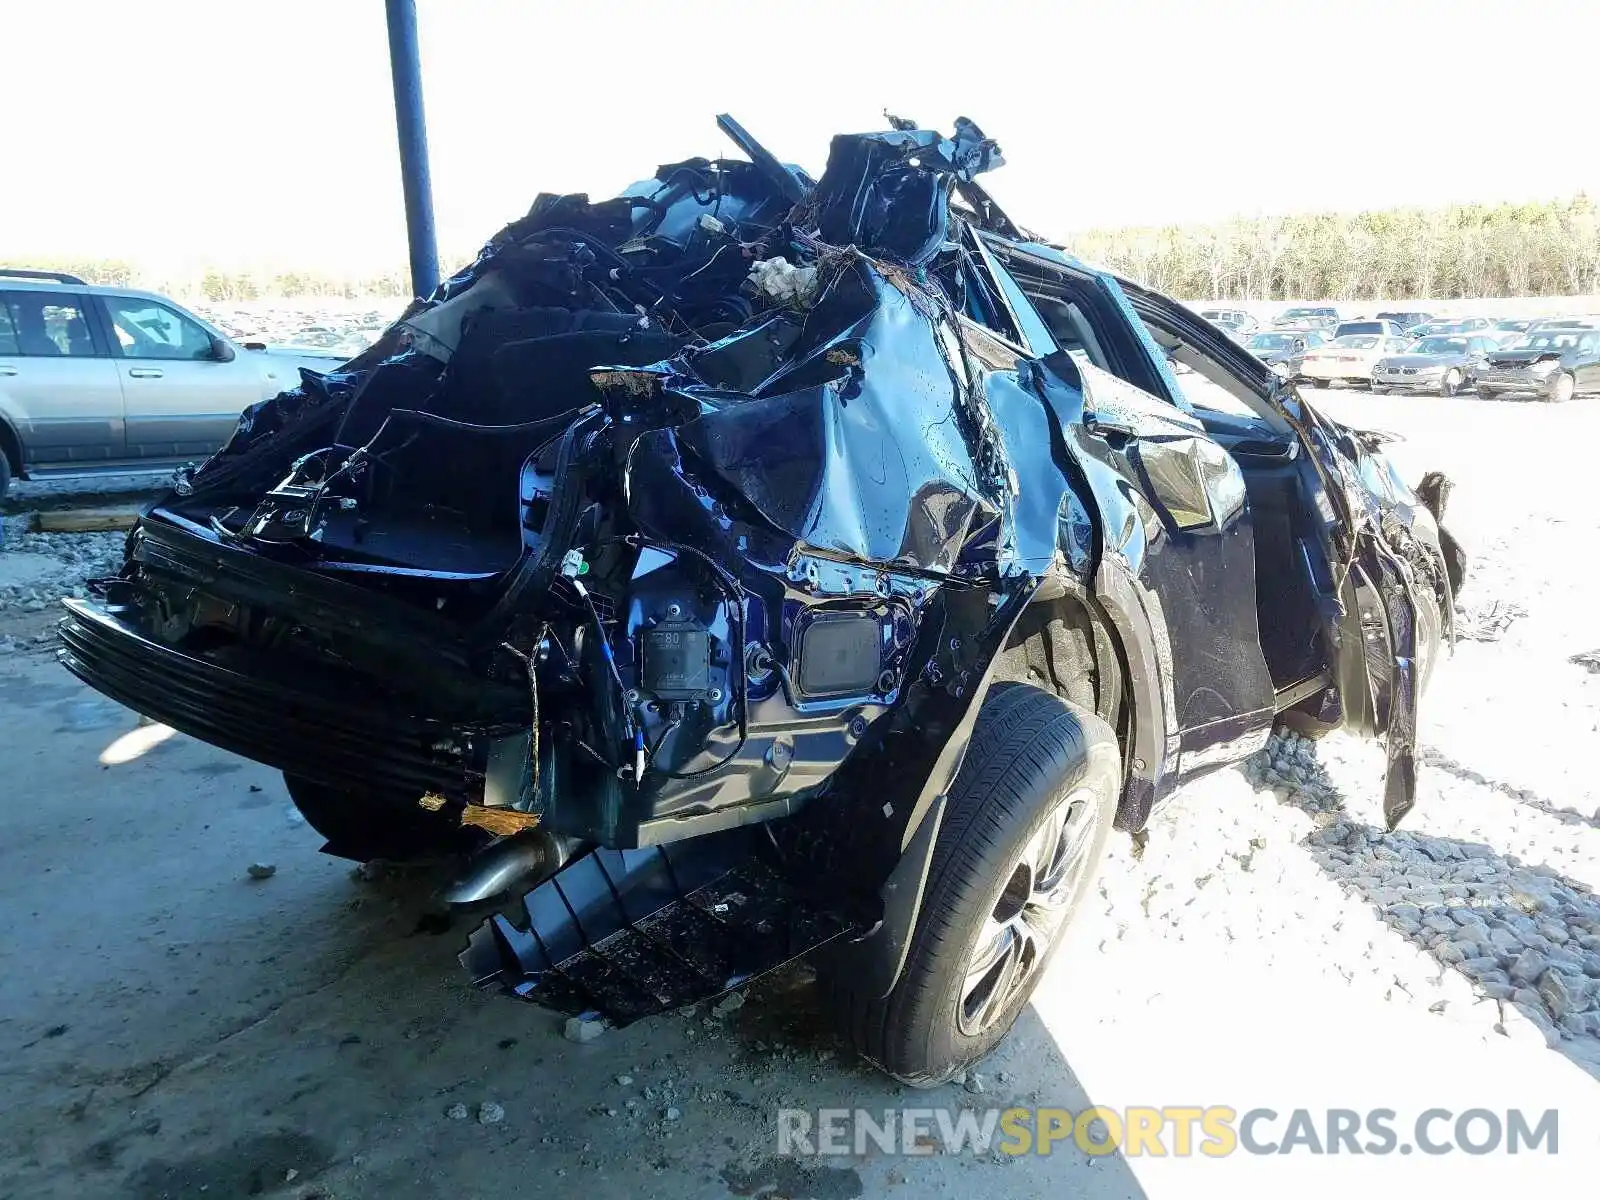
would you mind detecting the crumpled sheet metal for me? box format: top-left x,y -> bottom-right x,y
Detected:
667,256 -> 1001,574
812,119 -> 1003,267
1286,395 -> 1453,830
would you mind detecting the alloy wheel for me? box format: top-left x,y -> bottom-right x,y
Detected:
956,787 -> 1100,1036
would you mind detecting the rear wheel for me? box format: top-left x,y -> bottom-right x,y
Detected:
1310,378 -> 1328,388
284,774 -> 492,862
1547,372 -> 1575,403
1475,385 -> 1496,400
827,683 -> 1120,1085
1439,368 -> 1463,397
0,453 -> 10,500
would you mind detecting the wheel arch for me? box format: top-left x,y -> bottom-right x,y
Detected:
1002,573 -> 1170,834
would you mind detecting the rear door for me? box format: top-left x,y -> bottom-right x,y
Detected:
94,293 -> 260,458
1119,279 -> 1443,826
977,239 -> 1276,776
0,289 -> 125,465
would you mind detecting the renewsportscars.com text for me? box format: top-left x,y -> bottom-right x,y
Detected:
777,1106 -> 1559,1157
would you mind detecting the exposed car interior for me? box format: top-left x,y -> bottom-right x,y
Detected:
1139,316 -> 1329,694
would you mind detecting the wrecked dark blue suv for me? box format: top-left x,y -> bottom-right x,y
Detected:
59,116 -> 1463,1084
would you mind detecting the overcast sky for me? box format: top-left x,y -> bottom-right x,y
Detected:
8,0 -> 1598,274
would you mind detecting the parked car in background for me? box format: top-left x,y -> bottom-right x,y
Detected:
1408,316 -> 1492,338
1246,328 -> 1328,375
1493,318 -> 1539,338
1376,310 -> 1432,330
1476,328 -> 1600,402
1333,319 -> 1407,339
1273,305 -> 1340,332
1299,333 -> 1413,387
1529,317 -> 1600,331
0,270 -> 343,497
1373,334 -> 1499,395
1198,307 -> 1258,336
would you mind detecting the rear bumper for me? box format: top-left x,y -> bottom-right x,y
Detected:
57,597 -> 489,799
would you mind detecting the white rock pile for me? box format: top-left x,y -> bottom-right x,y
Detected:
1250,729 -> 1600,1050
0,530 -> 126,621
1080,724 -> 1600,1077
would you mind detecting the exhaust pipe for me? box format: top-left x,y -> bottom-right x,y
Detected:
443,829 -> 583,905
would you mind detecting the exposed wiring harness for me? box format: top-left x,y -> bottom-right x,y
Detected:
499,620 -> 548,801
570,576 -> 644,783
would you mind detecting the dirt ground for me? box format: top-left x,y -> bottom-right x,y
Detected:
3,392 -> 1600,1199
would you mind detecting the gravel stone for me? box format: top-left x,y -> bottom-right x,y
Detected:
478,1102 -> 505,1125
1487,927 -> 1522,955
1508,949 -> 1548,985
1388,904 -> 1422,931
246,863 -> 277,880
445,1103 -> 469,1120
563,1016 -> 606,1043
1511,986 -> 1544,1012
1538,971 -> 1579,1020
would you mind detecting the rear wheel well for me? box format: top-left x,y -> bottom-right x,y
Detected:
992,594 -> 1126,748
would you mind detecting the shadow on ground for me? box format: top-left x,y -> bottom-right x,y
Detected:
0,648 -> 1147,1200
1254,737 -> 1600,1079
2,860 -> 1148,1200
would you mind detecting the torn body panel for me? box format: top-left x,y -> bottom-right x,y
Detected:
60,114 -> 1460,1028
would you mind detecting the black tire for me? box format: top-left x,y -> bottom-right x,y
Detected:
827,683 -> 1120,1085
1475,386 -> 1496,400
1547,372 -> 1575,403
0,450 -> 11,499
284,774 -> 492,862
1311,378 -> 1328,388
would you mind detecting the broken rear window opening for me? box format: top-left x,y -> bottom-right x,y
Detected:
59,114 -> 1464,1086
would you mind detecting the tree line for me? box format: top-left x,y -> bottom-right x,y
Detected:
0,257 -> 419,301
1064,195 -> 1600,301
9,194 -> 1599,302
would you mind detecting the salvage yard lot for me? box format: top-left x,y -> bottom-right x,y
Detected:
2,391 -> 1600,1198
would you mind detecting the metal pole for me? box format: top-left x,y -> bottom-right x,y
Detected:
385,0 -> 439,299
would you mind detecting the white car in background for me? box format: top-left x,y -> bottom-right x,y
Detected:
0,270 -> 344,496
1297,333 -> 1414,387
